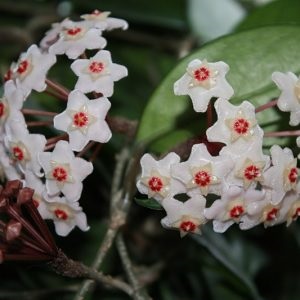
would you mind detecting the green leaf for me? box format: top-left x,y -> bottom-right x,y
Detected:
136,25 -> 300,152
236,0 -> 300,32
134,197 -> 163,210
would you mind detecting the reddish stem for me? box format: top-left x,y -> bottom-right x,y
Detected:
206,102 -> 213,128
27,121 -> 53,127
255,99 -> 278,113
264,130 -> 300,137
45,88 -> 68,101
89,143 -> 102,162
46,78 -> 70,99
76,141 -> 96,158
22,109 -> 57,117
46,134 -> 68,146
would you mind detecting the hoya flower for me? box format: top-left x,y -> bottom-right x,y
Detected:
0,143 -> 21,180
38,140 -> 93,202
174,59 -> 234,112
81,10 -> 128,31
206,98 -> 263,153
70,50 -> 128,96
161,195 -> 207,237
171,143 -> 233,196
49,20 -> 106,59
45,197 -> 89,236
24,170 -> 51,219
272,71 -> 300,126
13,45 -> 56,96
136,152 -> 184,202
263,145 -> 298,205
5,122 -> 47,176
204,185 -> 265,233
222,139 -> 270,189
54,90 -> 112,151
0,80 -> 26,133
240,190 -> 282,229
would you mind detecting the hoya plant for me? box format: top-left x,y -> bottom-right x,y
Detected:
1,1 -> 300,299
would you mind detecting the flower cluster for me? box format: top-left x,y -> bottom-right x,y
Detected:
137,58 -> 300,237
0,10 -> 128,236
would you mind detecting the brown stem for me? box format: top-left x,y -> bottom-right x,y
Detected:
46,134 -> 68,146
264,130 -> 300,137
89,143 -> 102,162
46,78 -> 70,98
22,108 -> 57,117
206,102 -> 213,128
45,88 -> 68,101
255,99 -> 278,113
76,142 -> 96,158
27,121 -> 53,127
50,250 -> 134,296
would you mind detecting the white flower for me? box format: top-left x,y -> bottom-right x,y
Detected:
171,143 -> 233,196
81,10 -> 128,31
161,195 -> 206,237
0,81 -> 25,135
23,170 -> 51,219
136,152 -> 185,202
272,71 -> 300,126
49,20 -> 106,59
13,45 -> 56,96
263,145 -> 298,205
38,140 -> 93,201
5,122 -> 46,176
0,143 -> 21,180
174,59 -> 234,112
54,90 -> 111,151
206,98 -> 263,153
222,139 -> 270,189
70,50 -> 128,96
204,185 -> 265,233
46,196 -> 89,236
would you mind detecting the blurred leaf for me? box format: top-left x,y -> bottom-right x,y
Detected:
134,197 -> 163,210
236,0 -> 300,31
193,227 -> 264,300
136,25 -> 300,152
188,0 -> 246,42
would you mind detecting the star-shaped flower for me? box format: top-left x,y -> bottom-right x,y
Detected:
161,195 -> 207,237
5,122 -> 47,176
171,143 -> 233,196
46,196 -> 89,236
38,140 -> 93,201
13,45 -> 56,96
206,98 -> 263,153
136,152 -> 185,202
263,145 -> 298,204
174,59 -> 234,112
272,71 -> 300,126
81,10 -> 128,31
49,20 -> 106,59
0,80 -> 25,134
54,90 -> 112,151
70,50 -> 128,96
204,185 -> 265,233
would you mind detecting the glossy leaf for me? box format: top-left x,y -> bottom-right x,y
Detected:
134,197 -> 163,210
136,25 -> 300,152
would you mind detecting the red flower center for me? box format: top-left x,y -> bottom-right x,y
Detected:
12,147 -> 24,161
230,205 -> 244,218
54,209 -> 68,220
148,176 -> 163,192
67,27 -> 82,36
266,208 -> 278,221
73,112 -> 89,127
194,67 -> 210,82
292,207 -> 300,220
0,103 -> 5,118
180,221 -> 196,232
233,118 -> 249,135
194,170 -> 211,187
4,69 -> 12,81
288,167 -> 298,183
244,165 -> 260,180
89,61 -> 104,74
52,167 -> 68,182
17,60 -> 29,75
